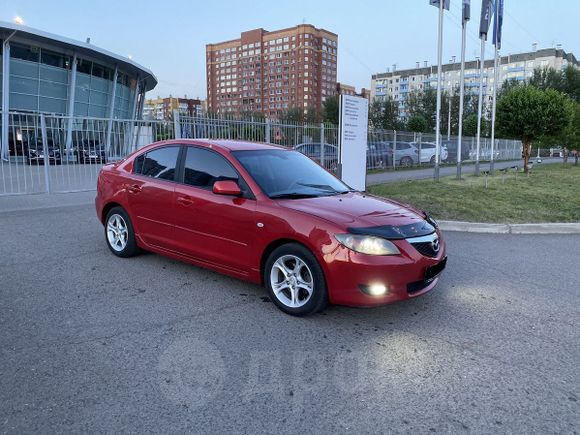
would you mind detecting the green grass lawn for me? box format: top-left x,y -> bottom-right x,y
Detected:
368,164 -> 580,223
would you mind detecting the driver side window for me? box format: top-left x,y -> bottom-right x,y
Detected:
182,147 -> 252,197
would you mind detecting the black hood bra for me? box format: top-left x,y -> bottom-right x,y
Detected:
348,220 -> 436,240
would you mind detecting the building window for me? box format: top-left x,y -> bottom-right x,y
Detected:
10,43 -> 39,62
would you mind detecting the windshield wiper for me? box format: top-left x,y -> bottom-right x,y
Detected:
296,182 -> 339,192
269,192 -> 321,199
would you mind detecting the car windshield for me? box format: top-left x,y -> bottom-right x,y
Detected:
233,149 -> 350,199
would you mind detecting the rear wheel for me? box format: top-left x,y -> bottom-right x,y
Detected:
264,243 -> 328,316
430,155 -> 436,165
105,206 -> 139,257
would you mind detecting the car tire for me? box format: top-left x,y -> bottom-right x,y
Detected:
430,155 -> 436,165
400,156 -> 413,167
104,206 -> 139,258
264,243 -> 328,316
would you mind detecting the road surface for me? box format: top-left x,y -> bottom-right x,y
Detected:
1,203 -> 578,433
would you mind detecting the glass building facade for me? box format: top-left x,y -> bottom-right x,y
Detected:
0,23 -> 156,119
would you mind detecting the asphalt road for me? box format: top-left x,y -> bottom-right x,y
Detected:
1,204 -> 578,434
366,157 -> 563,185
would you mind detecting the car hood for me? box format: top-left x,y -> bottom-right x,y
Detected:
277,192 -> 430,232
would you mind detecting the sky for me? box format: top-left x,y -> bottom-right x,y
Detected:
2,0 -> 579,99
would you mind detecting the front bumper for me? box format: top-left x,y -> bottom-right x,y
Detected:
324,233 -> 447,307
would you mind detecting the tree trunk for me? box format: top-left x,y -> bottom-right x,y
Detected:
563,148 -> 569,165
522,140 -> 531,173
575,154 -> 579,166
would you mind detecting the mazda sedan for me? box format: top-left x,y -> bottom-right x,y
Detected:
95,139 -> 446,316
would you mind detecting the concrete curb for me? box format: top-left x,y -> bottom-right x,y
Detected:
439,220 -> 580,234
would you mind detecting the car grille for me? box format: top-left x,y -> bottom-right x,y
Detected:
411,241 -> 439,257
406,232 -> 440,258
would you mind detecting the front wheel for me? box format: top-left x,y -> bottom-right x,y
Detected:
105,206 -> 139,257
264,243 -> 328,316
400,156 -> 413,167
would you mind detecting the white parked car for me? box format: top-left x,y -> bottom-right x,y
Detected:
468,149 -> 500,160
412,142 -> 449,164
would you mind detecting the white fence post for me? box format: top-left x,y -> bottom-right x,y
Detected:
265,119 -> 271,143
393,130 -> 397,170
40,114 -> 51,194
173,110 -> 181,139
320,122 -> 325,168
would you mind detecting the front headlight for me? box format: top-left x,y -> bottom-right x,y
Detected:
335,234 -> 400,256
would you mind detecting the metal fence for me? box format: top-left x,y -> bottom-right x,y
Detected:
0,110 -> 526,196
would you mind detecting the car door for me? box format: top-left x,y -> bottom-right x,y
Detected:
396,143 -> 410,162
420,143 -> 434,163
172,146 -> 257,274
126,145 -> 180,249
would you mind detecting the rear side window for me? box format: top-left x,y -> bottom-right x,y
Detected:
183,147 -> 238,189
134,146 -> 179,181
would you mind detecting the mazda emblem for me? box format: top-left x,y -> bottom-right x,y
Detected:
431,238 -> 440,252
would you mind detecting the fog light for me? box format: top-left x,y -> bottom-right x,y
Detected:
359,283 -> 388,296
369,284 -> 387,296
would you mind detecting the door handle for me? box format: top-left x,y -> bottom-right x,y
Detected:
128,184 -> 141,194
176,196 -> 193,206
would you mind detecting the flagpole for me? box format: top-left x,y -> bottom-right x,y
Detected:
490,0 -> 502,175
475,38 -> 485,176
457,14 -> 467,180
434,0 -> 444,181
490,46 -> 498,174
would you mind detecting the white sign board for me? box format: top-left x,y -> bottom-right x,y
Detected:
339,95 -> 369,191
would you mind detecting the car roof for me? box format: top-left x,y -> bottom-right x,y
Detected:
141,139 -> 289,153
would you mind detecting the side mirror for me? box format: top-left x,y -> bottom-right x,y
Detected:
212,180 -> 242,196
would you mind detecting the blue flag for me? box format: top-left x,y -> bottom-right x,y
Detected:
479,0 -> 493,37
463,0 -> 471,23
429,0 -> 450,10
493,0 -> 504,49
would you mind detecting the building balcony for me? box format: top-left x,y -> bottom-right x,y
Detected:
465,82 -> 487,87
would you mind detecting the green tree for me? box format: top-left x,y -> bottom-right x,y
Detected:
305,108 -> 320,124
528,67 -> 564,92
462,113 -> 489,137
406,88 -> 437,131
561,66 -> 580,103
496,85 -> 573,172
369,97 -> 401,130
406,114 -> 429,133
568,103 -> 580,165
549,101 -> 580,165
281,107 -> 305,123
322,95 -> 339,125
528,65 -> 580,103
498,78 -> 523,99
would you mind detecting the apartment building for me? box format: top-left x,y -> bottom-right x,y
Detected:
336,82 -> 371,100
206,24 -> 338,118
371,47 -> 579,120
143,96 -> 203,120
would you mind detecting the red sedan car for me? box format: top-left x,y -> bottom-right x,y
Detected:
96,139 -> 446,316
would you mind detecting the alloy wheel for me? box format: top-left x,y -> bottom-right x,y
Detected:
107,214 -> 129,252
270,255 -> 314,308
